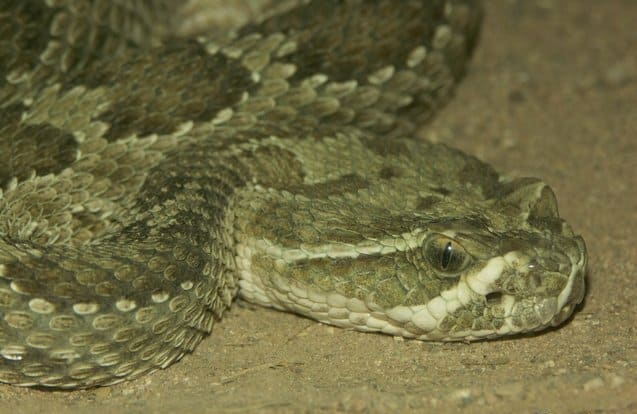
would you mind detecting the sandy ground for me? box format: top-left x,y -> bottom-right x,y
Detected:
1,1 -> 635,413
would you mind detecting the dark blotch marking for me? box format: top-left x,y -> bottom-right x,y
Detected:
495,178 -> 565,233
0,2 -> 57,91
360,136 -> 413,157
247,0 -> 446,84
430,186 -> 451,196
527,185 -> 564,233
244,145 -> 305,189
485,292 -> 503,305
508,90 -> 526,104
0,104 -> 78,188
456,156 -> 501,198
427,216 -> 491,234
128,140 -> 251,245
71,41 -> 255,141
416,195 -> 442,210
528,185 -> 559,219
290,173 -> 369,199
378,166 -> 403,180
528,215 -> 565,235
495,177 -> 541,200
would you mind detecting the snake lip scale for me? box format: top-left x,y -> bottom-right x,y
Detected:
0,0 -> 587,388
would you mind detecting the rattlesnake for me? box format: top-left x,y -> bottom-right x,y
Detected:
0,0 -> 587,388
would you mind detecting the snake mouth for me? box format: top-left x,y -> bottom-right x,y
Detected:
398,233 -> 588,341
475,234 -> 587,337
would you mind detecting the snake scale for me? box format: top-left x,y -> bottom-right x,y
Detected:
0,0 -> 587,388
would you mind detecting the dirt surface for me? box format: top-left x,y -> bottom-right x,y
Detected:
1,1 -> 635,413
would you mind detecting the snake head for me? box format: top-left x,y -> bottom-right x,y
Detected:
410,177 -> 587,340
235,139 -> 587,342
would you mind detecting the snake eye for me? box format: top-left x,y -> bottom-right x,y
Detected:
423,234 -> 472,276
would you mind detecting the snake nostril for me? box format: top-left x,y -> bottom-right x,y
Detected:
485,292 -> 503,305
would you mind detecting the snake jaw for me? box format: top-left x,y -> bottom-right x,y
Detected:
470,233 -> 587,337
407,223 -> 586,341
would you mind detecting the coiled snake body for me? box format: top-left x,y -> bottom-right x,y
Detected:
0,0 -> 587,388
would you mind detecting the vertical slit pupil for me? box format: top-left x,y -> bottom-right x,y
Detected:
441,241 -> 453,270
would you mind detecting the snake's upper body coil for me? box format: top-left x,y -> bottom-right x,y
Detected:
0,0 -> 586,388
